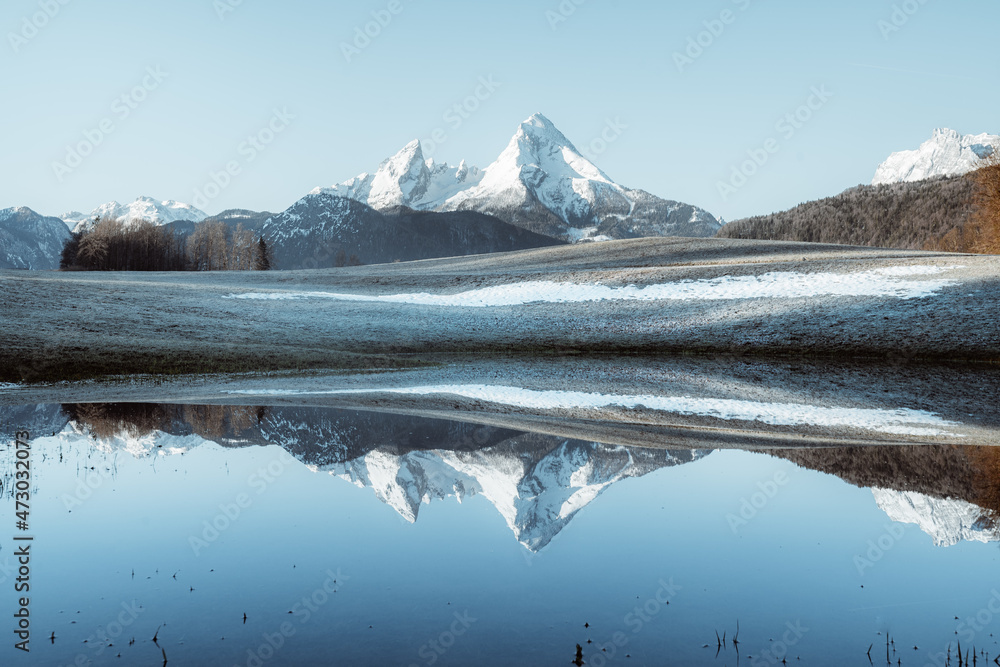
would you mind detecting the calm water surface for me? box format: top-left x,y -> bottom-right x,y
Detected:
1,404 -> 998,666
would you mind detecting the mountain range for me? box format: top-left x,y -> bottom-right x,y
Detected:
62,196 -> 210,231
1,114 -> 719,270
314,113 -> 721,242
2,122 -> 995,271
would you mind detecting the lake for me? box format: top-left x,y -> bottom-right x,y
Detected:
1,401 -> 998,666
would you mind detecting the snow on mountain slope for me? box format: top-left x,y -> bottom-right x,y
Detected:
66,196 -> 208,232
444,113 -> 620,223
872,488 -> 999,547
326,437 -> 702,551
315,113 -> 719,242
0,206 -> 72,270
872,128 -> 999,185
60,211 -> 89,230
315,139 -> 484,212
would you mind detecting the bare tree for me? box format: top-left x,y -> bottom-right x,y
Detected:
76,216 -> 117,269
187,220 -> 230,271
229,224 -> 257,271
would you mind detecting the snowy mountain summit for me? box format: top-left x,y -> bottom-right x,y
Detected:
872,128 -> 998,185
315,113 -> 720,242
63,196 -> 208,232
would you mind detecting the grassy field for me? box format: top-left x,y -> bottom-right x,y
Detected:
1,237 -> 998,384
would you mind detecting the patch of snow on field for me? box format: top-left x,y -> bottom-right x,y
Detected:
226,265 -> 962,308
227,385 -> 961,437
0,383 -> 22,391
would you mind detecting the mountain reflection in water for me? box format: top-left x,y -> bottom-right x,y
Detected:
3,402 -> 997,550
2,402 -> 1000,666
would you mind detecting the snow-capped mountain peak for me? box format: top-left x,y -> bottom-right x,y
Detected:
503,112 -> 611,183
368,139 -> 430,209
64,196 -> 209,232
872,128 -> 999,185
313,113 -> 720,242
451,112 -> 621,228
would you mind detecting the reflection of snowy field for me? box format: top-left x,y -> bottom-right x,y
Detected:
226,266 -> 961,307
228,384 -> 961,437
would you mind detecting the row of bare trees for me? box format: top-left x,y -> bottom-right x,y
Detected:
185,220 -> 269,271
61,218 -> 187,271
61,217 -> 272,271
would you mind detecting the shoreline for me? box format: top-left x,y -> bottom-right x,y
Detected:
4,355 -> 998,448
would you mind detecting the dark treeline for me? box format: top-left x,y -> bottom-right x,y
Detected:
60,217 -> 272,271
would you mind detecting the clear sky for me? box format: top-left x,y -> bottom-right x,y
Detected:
2,0 -> 998,222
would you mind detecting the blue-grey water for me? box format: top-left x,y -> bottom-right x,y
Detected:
0,404 -> 998,666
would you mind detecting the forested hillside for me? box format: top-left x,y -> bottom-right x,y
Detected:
718,174 -> 977,250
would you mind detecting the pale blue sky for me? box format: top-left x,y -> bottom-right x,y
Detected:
2,0 -> 997,222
